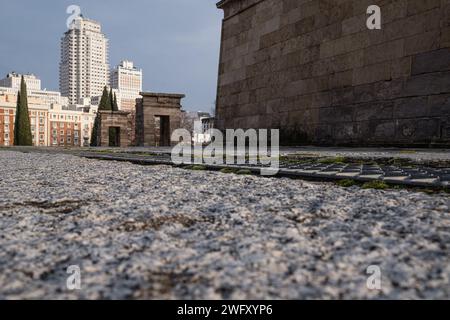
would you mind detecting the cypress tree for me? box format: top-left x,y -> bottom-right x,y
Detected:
98,86 -> 110,111
90,115 -> 99,147
14,77 -> 32,146
90,86 -> 110,146
13,91 -> 20,144
112,93 -> 119,111
109,89 -> 114,111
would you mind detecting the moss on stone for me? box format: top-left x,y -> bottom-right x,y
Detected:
362,181 -> 390,190
185,165 -> 207,171
236,169 -> 252,175
220,168 -> 237,174
336,179 -> 358,187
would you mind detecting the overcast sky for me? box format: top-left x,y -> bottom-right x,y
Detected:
0,0 -> 223,112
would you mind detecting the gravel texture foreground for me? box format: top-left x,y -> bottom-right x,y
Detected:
0,151 -> 449,299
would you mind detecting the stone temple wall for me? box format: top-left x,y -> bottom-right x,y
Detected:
135,92 -> 184,147
215,0 -> 450,146
98,111 -> 133,147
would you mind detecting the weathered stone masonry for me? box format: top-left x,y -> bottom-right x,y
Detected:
215,0 -> 450,146
98,110 -> 134,147
135,92 -> 184,147
97,92 -> 184,147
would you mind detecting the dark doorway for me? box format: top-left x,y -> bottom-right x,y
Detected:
158,116 -> 171,146
108,127 -> 120,147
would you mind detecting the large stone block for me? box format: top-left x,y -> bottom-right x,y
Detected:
319,106 -> 354,124
358,120 -> 397,143
354,101 -> 394,122
393,97 -> 429,119
352,62 -> 391,86
407,0 -> 441,15
411,48 -> 450,75
395,118 -> 441,141
404,30 -> 440,56
404,72 -> 450,96
391,56 -> 412,79
428,94 -> 450,117
364,39 -> 404,65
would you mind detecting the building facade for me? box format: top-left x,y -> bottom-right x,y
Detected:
0,94 -> 49,147
0,72 -> 41,91
48,104 -> 97,147
111,60 -> 143,111
215,0 -> 450,146
0,93 -> 96,147
60,16 -> 109,105
0,73 -> 69,106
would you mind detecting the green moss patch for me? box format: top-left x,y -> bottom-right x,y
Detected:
362,181 -> 390,190
236,169 -> 252,175
336,179 -> 359,187
220,168 -> 237,174
185,165 -> 207,171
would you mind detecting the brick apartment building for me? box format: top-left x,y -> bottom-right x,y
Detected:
0,93 -> 96,147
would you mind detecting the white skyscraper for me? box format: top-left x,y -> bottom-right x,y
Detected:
111,60 -> 143,111
60,15 -> 109,105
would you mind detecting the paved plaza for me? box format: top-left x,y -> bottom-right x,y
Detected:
0,150 -> 448,299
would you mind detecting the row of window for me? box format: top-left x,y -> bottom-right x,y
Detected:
50,114 -> 81,121
51,122 -> 80,129
52,137 -> 79,145
32,134 -> 45,142
52,130 -> 79,137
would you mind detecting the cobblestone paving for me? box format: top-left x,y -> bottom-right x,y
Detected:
277,162 -> 450,187
0,151 -> 449,299
77,151 -> 450,188
3,147 -> 450,188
